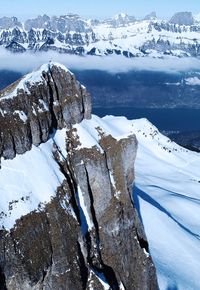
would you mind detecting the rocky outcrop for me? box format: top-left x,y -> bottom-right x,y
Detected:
0,63 -> 158,289
67,131 -> 157,289
0,63 -> 91,159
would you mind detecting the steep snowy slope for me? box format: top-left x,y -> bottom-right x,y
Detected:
72,115 -> 200,290
0,63 -> 200,289
0,128 -> 68,229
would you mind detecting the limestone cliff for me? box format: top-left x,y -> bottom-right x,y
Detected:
0,63 -> 158,289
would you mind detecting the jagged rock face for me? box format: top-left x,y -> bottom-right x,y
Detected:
0,63 -> 158,289
0,63 -> 91,159
0,192 -> 84,290
67,131 -> 157,289
0,13 -> 200,57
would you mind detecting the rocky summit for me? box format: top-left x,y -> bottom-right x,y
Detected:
0,63 -> 158,289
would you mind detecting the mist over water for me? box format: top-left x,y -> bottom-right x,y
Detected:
0,49 -> 200,73
0,53 -> 200,137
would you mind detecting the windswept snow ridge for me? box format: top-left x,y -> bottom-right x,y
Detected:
69,115 -> 200,290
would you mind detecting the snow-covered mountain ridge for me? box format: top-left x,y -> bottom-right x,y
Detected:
0,62 -> 158,289
1,12 -> 200,57
0,62 -> 200,289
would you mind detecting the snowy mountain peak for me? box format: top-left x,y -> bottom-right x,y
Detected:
0,63 -> 200,289
0,62 -> 72,100
0,64 -> 158,289
0,12 -> 200,57
0,62 -> 91,159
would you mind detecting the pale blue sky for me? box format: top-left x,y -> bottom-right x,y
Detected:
0,0 -> 200,20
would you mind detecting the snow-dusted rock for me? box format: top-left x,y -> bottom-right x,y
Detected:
0,63 -> 158,290
1,62 -> 200,289
0,12 -> 200,57
0,62 -> 91,159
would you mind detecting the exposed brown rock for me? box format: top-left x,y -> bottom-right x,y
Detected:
0,63 -> 91,159
67,129 -> 158,290
0,64 -> 158,289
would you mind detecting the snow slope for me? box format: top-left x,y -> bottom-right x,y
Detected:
73,115 -> 200,290
0,128 -> 69,229
0,111 -> 200,289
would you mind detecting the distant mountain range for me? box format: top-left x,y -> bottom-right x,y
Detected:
0,11 -> 200,57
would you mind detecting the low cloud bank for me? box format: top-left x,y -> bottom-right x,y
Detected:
0,49 -> 200,73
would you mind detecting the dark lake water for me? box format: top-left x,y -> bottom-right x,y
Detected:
93,107 -> 200,133
0,69 -> 200,134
